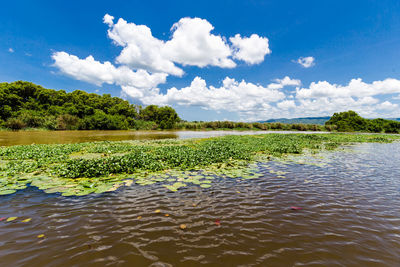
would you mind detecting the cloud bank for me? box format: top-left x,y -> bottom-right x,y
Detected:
52,14 -> 400,120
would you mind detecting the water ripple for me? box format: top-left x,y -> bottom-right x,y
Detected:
1,142 -> 400,266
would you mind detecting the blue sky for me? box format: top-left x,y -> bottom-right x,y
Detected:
1,0 -> 400,121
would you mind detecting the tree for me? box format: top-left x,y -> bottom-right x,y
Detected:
139,105 -> 180,129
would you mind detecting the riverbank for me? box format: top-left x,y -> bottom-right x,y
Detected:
1,133 -> 399,196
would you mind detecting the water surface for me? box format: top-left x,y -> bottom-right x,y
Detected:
1,142 -> 399,266
0,130 -> 326,146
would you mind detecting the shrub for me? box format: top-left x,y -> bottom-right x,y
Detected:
5,118 -> 26,130
57,114 -> 80,130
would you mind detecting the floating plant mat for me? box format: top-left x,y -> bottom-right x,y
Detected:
0,133 -> 399,196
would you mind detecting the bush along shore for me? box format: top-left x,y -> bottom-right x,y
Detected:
1,133 -> 399,196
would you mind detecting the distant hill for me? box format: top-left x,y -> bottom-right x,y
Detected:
258,116 -> 331,125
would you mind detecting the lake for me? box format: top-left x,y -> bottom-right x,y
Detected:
0,130 -> 328,146
0,137 -> 399,266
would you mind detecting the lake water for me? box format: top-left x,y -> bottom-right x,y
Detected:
0,130 -> 327,146
1,141 -> 399,266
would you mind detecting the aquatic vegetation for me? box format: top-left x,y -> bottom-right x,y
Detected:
0,133 -> 399,196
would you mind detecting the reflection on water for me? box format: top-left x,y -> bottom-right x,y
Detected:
0,130 -> 326,146
0,142 -> 399,266
0,130 -> 178,146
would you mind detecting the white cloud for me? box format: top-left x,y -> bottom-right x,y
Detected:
139,76 -> 300,114
163,17 -> 236,68
296,78 -> 400,99
54,14 -> 271,87
52,14 -> 272,107
274,78 -> 400,120
144,76 -> 400,121
52,51 -> 167,90
296,56 -> 315,68
377,101 -> 398,110
103,15 -> 272,75
230,34 -> 271,64
8,48 -> 14,53
103,14 -> 114,26
277,100 -> 296,110
273,76 -> 301,87
106,16 -> 184,76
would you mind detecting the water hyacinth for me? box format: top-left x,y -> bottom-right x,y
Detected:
0,133 -> 399,196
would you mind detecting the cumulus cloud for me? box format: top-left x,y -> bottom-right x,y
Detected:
52,51 -> 167,90
103,15 -> 273,74
103,15 -> 270,76
8,48 -> 14,53
296,56 -> 315,68
273,78 -> 400,120
106,16 -> 184,76
377,101 -> 398,110
296,78 -> 400,99
230,34 -> 271,64
53,14 -> 271,97
142,76 -> 400,121
277,100 -> 296,110
163,17 -> 236,68
138,76 -> 300,113
103,14 -> 114,26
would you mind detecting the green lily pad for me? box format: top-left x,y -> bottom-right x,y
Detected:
0,189 -> 17,195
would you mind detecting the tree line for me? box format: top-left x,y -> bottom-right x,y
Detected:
325,110 -> 400,133
0,81 -> 180,130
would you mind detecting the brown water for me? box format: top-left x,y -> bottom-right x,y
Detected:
0,130 -> 327,146
1,142 -> 400,266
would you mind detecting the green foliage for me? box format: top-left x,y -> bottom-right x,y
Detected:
0,81 -> 180,131
139,105 -> 180,129
79,110 -> 130,130
56,114 -> 79,130
131,120 -> 157,130
260,116 -> 331,125
175,121 -> 326,132
326,110 -> 400,133
5,118 -> 26,130
1,133 -> 399,196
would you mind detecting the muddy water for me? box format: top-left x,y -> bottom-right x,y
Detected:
0,130 -> 326,146
1,142 -> 399,266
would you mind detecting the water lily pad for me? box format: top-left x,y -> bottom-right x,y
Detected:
0,189 -> 17,195
6,217 -> 17,222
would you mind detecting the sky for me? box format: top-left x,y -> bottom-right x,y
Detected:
1,0 -> 400,121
